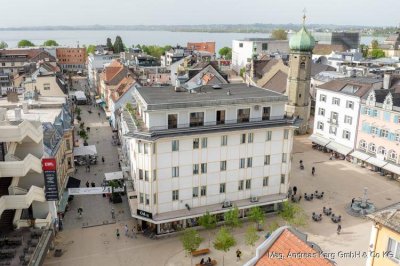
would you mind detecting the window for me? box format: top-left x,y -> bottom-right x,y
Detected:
139,193 -> 144,204
201,186 -> 207,196
66,139 -> 71,150
172,190 -> 179,201
344,115 -> 352,125
368,143 -> 376,153
329,126 -> 337,135
359,140 -> 367,150
371,127 -> 378,135
281,175 -> 285,184
193,138 -> 199,149
201,163 -> 207,174
172,167 -> 179,177
137,143 -> 142,153
388,150 -> 397,162
387,237 -> 400,262
264,155 -> 270,165
342,130 -> 351,140
318,108 -> 325,116
144,171 -> 149,181
247,157 -> 253,167
220,183 -> 226,193
153,170 -> 157,181
139,169 -> 143,180
172,140 -> 179,151
282,153 -> 287,163
263,176 -> 269,187
190,112 -> 204,127
145,194 -> 149,205
330,112 -> 338,123
239,158 -> 246,168
262,107 -> 270,120
193,164 -> 199,175
153,143 -> 157,154
201,137 -> 208,148
266,131 -> 272,141
240,134 -> 246,144
317,121 -> 324,130
371,109 -> 378,117
245,179 -> 251,189
320,94 -> 326,102
396,134 -> 400,142
332,97 -> 340,106
378,146 -> 386,155
380,129 -> 388,138
193,187 -> 199,198
168,114 -> 178,129
262,43 -> 268,50
237,108 -> 250,123
221,135 -> 228,146
248,133 -> 254,143
216,110 -> 225,124
43,83 -> 51,90
220,161 -> 227,171
238,180 -> 244,191
346,100 -> 354,109
239,43 -> 243,48
284,129 -> 289,139
154,193 -> 157,204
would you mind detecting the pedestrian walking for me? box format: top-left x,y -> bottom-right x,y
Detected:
111,208 -> 115,219
293,186 -> 297,195
85,181 -> 89,188
91,181 -> 95,187
131,227 -> 137,239
124,225 -> 129,236
116,228 -> 120,239
337,224 -> 342,235
312,167 -> 315,176
351,198 -> 355,207
236,249 -> 242,261
288,186 -> 293,197
102,156 -> 105,164
98,112 -> 101,118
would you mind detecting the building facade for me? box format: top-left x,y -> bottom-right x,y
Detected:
56,47 -> 87,72
120,83 -> 297,235
87,51 -> 119,90
311,32 -> 360,50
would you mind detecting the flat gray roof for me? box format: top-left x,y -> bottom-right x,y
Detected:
136,84 -> 287,110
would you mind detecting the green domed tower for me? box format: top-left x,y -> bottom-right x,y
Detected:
285,15 -> 315,134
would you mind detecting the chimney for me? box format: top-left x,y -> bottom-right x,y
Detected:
22,102 -> 29,114
384,73 -> 391,90
174,79 -> 181,92
15,108 -> 22,121
0,108 -> 6,121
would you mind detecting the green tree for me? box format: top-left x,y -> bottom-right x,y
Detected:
245,226 -> 260,253
140,45 -> 171,58
224,206 -> 241,228
181,228 -> 203,255
106,37 -> 113,51
271,29 -> 288,40
0,41 -> 8,49
248,206 -> 265,231
86,45 -> 96,55
239,67 -> 246,78
198,211 -> 217,246
371,39 -> 379,49
218,47 -> 232,59
18,40 -> 35,47
213,227 -> 236,266
113,36 -> 125,53
359,44 -> 369,58
278,201 -> 307,227
369,49 -> 386,59
43,40 -> 59,46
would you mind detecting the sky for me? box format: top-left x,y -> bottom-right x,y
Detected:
1,0 -> 399,27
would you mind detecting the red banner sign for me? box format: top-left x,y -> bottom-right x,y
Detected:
42,158 -> 57,171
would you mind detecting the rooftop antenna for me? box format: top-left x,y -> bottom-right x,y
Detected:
302,8 -> 307,26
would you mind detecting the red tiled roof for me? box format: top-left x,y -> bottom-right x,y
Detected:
111,76 -> 135,102
104,60 -> 124,82
255,229 -> 333,266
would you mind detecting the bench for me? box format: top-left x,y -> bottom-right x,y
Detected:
195,260 -> 217,266
191,248 -> 210,257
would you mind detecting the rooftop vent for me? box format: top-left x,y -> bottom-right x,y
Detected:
212,84 -> 222,90
15,107 -> 22,121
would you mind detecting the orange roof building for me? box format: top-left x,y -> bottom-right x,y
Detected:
244,226 -> 335,266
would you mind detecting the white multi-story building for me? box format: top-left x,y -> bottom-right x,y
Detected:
119,83 -> 297,235
310,77 -> 382,157
87,51 -> 119,89
231,38 -> 289,74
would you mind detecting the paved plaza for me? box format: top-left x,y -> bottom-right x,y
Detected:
44,128 -> 400,266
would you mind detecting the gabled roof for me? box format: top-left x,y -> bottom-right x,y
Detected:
111,76 -> 136,102
317,77 -> 383,98
367,202 -> 400,233
103,60 -> 126,84
184,64 -> 228,90
261,70 -> 288,94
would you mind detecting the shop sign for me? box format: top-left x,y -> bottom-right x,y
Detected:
42,158 -> 59,201
137,209 -> 153,219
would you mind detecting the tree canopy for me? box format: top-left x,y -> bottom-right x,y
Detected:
224,206 -> 241,228
106,37 -> 113,51
369,49 -> 386,59
113,36 -> 125,53
86,45 -> 96,55
181,228 -> 203,253
371,39 -> 379,50
213,227 -> 236,252
0,41 -> 8,49
248,206 -> 265,230
18,40 -> 35,47
271,29 -> 288,40
245,226 -> 260,248
278,201 -> 307,227
43,40 -> 59,46
218,47 -> 232,59
139,45 -> 172,58
359,44 -> 369,58
198,211 -> 217,246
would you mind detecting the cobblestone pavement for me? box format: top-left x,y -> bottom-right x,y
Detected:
44,134 -> 400,266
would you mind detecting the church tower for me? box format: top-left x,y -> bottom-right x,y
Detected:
285,16 -> 315,134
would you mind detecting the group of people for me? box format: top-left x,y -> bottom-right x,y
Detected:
299,160 -> 316,176
199,257 -> 213,265
85,181 -> 96,188
116,224 -> 137,239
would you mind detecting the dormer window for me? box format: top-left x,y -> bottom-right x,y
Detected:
383,93 -> 393,110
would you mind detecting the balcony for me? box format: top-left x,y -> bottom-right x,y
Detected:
0,186 -> 45,216
0,154 -> 42,178
0,120 -> 43,144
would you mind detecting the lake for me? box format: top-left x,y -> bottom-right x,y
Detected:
0,30 -> 387,51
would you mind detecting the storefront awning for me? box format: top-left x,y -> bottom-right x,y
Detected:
350,150 -> 371,161
366,156 -> 388,168
66,176 -> 81,188
57,191 -> 69,213
73,145 -> 97,157
309,134 -> 330,146
382,163 -> 400,175
326,141 -> 352,155
105,171 -> 123,181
